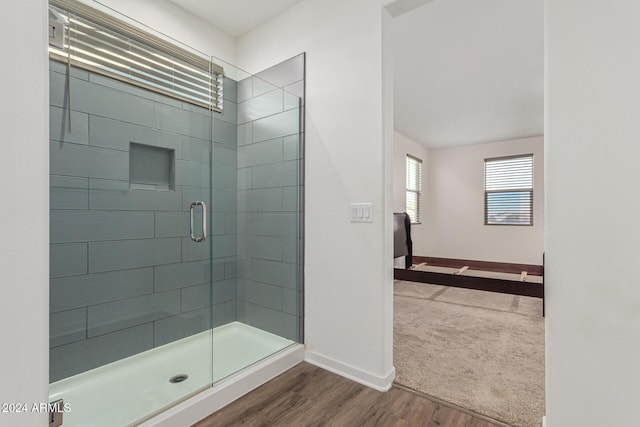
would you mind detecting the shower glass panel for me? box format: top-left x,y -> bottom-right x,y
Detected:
48,2 -> 303,425
212,68 -> 304,383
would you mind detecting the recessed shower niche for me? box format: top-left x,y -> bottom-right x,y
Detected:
129,143 -> 176,191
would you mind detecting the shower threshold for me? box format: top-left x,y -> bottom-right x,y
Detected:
49,322 -> 295,427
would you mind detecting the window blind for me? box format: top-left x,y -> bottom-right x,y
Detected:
484,155 -> 533,225
48,0 -> 223,111
406,155 -> 423,224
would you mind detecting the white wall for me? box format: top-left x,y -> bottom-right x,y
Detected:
0,1 -> 49,425
546,1 -> 640,425
425,136 -> 544,265
393,131 -> 428,255
95,0 -> 236,64
238,0 -> 395,389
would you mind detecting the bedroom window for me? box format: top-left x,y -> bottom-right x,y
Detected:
406,155 -> 422,224
484,154 -> 533,226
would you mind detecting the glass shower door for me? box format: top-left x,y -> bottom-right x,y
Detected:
48,37 -> 215,427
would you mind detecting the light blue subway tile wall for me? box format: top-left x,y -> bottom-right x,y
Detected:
237,123 -> 253,146
282,289 -> 299,316
238,90 -> 283,124
238,138 -> 283,168
89,238 -> 182,273
283,135 -> 300,160
154,211 -> 190,238
213,301 -> 237,328
248,213 -> 298,238
237,279 -> 284,312
89,178 -> 183,211
252,77 -> 279,99
223,77 -> 238,103
238,188 -> 284,212
237,77 -> 253,103
181,284 -> 212,313
283,186 -> 300,212
182,237 -> 210,263
236,54 -> 304,342
50,175 -> 89,210
153,308 -> 210,348
213,143 -> 237,167
50,60 -> 89,80
154,260 -> 214,292
213,166 -> 237,190
251,160 -> 298,189
182,136 -> 210,163
51,268 -> 153,313
49,62 -> 239,381
238,301 -> 298,342
50,210 -> 154,243
244,258 -> 297,289
90,115 -> 184,155
50,243 -> 87,278
50,308 -> 87,348
252,108 -> 300,143
282,238 -> 303,264
50,324 -> 154,382
213,119 -> 238,147
50,140 -> 130,181
50,106 -> 89,145
87,290 -> 181,337
218,97 -> 238,124
284,92 -> 301,111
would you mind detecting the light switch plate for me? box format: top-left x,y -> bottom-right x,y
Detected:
350,203 -> 373,223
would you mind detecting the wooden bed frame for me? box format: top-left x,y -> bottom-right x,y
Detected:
394,256 -> 545,313
392,212 -> 544,312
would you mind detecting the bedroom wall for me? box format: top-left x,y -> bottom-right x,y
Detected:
424,136 -> 544,265
546,0 -> 640,425
393,131 -> 428,255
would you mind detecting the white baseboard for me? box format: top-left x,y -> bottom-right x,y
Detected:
305,349 -> 396,392
542,415 -> 547,427
139,344 -> 304,427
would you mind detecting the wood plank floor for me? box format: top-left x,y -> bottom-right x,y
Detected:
193,362 -> 506,427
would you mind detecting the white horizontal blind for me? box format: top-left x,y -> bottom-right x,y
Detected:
48,1 -> 223,111
484,155 -> 533,225
406,155 -> 423,223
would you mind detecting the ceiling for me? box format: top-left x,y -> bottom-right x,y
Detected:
393,0 -> 543,149
169,0 -> 542,150
169,0 -> 304,37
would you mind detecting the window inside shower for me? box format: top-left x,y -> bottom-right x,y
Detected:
48,1 -> 304,425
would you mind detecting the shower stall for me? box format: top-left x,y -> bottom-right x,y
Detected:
48,1 -> 304,425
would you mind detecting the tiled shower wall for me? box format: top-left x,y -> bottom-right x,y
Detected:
49,60 -> 239,382
236,54 -> 305,342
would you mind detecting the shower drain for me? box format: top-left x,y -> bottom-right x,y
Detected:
169,374 -> 189,384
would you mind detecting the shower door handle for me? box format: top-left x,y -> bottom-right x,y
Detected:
189,201 -> 207,242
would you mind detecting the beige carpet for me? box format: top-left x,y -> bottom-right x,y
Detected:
394,280 -> 545,427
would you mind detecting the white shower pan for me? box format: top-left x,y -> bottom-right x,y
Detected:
50,322 -> 301,427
